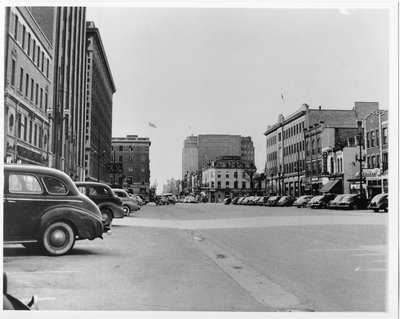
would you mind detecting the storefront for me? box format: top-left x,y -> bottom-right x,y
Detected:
363,168 -> 388,197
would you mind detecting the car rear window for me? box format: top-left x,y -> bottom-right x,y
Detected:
89,186 -> 110,196
43,176 -> 68,195
9,174 -> 42,194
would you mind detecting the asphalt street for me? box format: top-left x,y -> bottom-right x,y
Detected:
3,202 -> 389,313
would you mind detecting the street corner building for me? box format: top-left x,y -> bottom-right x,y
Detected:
264,102 -> 388,198
4,7 -> 117,184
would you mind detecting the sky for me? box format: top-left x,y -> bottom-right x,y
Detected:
85,4 -> 390,193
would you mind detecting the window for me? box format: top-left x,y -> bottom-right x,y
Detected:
217,181 -> 221,188
14,14 -> 18,40
129,156 -> 133,162
22,25 -> 26,49
30,79 -> 34,101
382,153 -> 388,171
225,181 -> 230,188
234,171 -> 238,178
366,132 -> 370,148
39,127 -> 43,148
376,155 -> 380,168
37,47 -> 40,66
27,33 -> 31,55
23,117 -> 27,141
376,130 -> 379,146
118,156 -> 122,162
46,59 -> 49,78
45,92 -> 48,109
119,146 -> 123,151
32,40 -> 36,60
29,120 -> 32,143
211,181 -> 215,188
34,124 -> 37,146
40,88 -> 43,108
43,176 -> 67,195
383,128 -> 388,144
242,181 -> 246,189
17,113 -> 22,138
25,74 -> 29,96
371,156 -> 375,168
11,59 -> 16,87
217,171 -> 221,178
35,84 -> 39,105
225,171 -> 229,178
367,157 -> 370,169
19,67 -> 23,91
41,52 -> 44,72
370,131 -> 375,147
9,174 -> 42,194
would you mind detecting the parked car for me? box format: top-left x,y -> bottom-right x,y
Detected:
163,193 -> 176,204
223,197 -> 232,205
265,196 -> 281,206
3,165 -> 105,256
293,195 -> 314,208
277,195 -> 296,207
75,182 -> 124,227
237,197 -> 246,205
308,194 -> 337,209
338,194 -> 369,210
137,194 -> 149,205
130,194 -> 143,206
231,197 -> 240,205
368,193 -> 388,212
327,194 -> 347,209
257,196 -> 270,206
112,189 -> 140,216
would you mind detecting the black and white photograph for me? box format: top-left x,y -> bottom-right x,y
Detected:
1,1 -> 399,318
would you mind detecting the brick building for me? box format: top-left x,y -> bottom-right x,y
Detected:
84,21 -> 116,182
4,7 -> 53,166
362,109 -> 389,196
111,135 -> 151,195
264,102 -> 379,196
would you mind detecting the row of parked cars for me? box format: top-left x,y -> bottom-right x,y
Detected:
3,164 -> 149,257
223,193 -> 388,212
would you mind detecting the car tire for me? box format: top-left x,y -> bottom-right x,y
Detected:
373,208 -> 379,213
123,205 -> 131,216
101,208 -> 113,227
41,222 -> 75,256
352,204 -> 359,210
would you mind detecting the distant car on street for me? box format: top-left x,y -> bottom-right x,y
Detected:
308,194 -> 337,209
293,195 -> 314,208
3,165 -> 105,256
277,195 -> 296,207
265,196 -> 281,207
338,194 -> 369,210
223,197 -> 232,205
112,188 -> 140,216
76,182 -> 124,226
368,193 -> 388,213
163,193 -> 176,204
231,197 -> 241,205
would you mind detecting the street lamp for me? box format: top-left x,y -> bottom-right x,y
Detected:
355,121 -> 366,196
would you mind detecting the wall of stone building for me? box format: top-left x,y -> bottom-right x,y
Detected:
198,135 -> 242,170
182,147 -> 198,178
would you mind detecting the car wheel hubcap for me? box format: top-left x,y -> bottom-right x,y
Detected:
50,229 -> 67,247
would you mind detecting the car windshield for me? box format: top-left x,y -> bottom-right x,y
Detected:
333,195 -> 346,202
342,195 -> 356,201
372,194 -> 387,202
311,196 -> 323,202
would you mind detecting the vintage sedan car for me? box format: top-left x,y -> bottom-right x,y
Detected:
3,165 -> 105,256
223,197 -> 232,205
308,194 -> 337,209
231,197 -> 240,205
265,196 -> 282,206
327,194 -> 347,209
293,195 -> 314,208
75,182 -> 124,226
338,194 -> 369,210
368,193 -> 388,213
277,195 -> 296,207
112,188 -> 140,216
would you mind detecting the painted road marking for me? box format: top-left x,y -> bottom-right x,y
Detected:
183,229 -> 311,312
7,270 -> 81,275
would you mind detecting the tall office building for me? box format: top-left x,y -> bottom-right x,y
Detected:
4,7 -> 53,165
51,7 -> 87,180
182,134 -> 255,178
84,21 -> 116,182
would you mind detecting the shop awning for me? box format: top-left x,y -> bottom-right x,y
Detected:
320,179 -> 342,193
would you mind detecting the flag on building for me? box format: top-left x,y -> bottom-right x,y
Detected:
148,122 -> 157,128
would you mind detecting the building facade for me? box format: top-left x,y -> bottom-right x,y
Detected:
4,7 -> 53,166
111,135 -> 151,195
362,110 -> 389,196
264,102 -> 379,196
182,134 -> 255,178
50,7 -> 87,181
202,156 -> 256,203
84,21 -> 116,182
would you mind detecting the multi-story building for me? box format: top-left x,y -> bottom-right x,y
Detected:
50,7 -> 87,180
182,134 -> 255,178
202,156 -> 256,203
362,109 -> 389,196
84,21 -> 116,182
111,135 -> 151,195
4,7 -> 53,166
264,102 -> 379,196
163,179 -> 180,196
